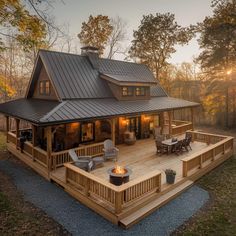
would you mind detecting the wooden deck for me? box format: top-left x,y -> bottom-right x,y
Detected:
7,130 -> 234,228
51,137 -> 208,187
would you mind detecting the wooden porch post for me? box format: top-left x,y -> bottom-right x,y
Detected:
6,116 -> 9,143
15,118 -> 20,149
45,126 -> 52,172
191,107 -> 194,130
168,110 -> 173,136
160,113 -> 164,135
111,118 -> 116,145
32,125 -> 37,161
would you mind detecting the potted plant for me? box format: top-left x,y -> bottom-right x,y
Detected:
165,169 -> 176,184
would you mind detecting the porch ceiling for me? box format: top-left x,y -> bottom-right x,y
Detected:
0,96 -> 199,125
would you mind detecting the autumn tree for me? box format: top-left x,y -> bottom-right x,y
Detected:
0,0 -> 47,52
129,13 -> 193,81
197,0 -> 236,127
78,15 -> 113,56
198,0 -> 236,73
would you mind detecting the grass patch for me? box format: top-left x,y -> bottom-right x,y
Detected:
174,155 -> 236,235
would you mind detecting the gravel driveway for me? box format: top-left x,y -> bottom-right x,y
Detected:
0,157 -> 209,236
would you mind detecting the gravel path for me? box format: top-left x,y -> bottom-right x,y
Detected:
0,158 -> 209,236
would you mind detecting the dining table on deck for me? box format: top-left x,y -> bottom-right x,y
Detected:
162,138 -> 178,155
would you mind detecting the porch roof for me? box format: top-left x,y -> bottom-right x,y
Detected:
0,97 -> 199,125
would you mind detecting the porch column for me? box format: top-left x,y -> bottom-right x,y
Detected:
15,118 -> 20,149
168,110 -> 173,136
191,107 -> 194,130
5,116 -> 9,143
160,113 -> 164,135
45,126 -> 52,172
32,125 -> 37,161
111,118 -> 116,145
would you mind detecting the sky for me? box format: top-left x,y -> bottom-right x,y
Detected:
51,0 -> 213,65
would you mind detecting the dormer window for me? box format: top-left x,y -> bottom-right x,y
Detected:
122,87 -> 133,96
39,81 -> 50,95
135,87 -> 146,96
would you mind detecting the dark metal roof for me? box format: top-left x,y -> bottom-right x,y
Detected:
36,50 -> 162,100
150,86 -> 168,97
40,97 -> 199,124
0,99 -> 60,123
39,50 -> 113,99
0,97 -> 199,125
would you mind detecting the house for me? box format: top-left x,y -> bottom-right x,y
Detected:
0,47 -> 233,228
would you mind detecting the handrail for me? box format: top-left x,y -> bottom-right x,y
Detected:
182,131 -> 234,177
64,163 -> 162,214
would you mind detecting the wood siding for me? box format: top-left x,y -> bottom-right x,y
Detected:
32,65 -> 58,100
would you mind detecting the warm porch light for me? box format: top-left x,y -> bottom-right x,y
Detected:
144,116 -> 150,121
122,119 -> 129,126
227,70 -> 232,75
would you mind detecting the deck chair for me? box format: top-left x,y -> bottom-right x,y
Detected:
103,139 -> 119,161
68,149 -> 94,172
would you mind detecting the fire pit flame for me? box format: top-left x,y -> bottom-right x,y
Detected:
113,164 -> 126,175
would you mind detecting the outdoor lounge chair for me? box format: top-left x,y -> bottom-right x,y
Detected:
68,149 -> 94,172
103,139 -> 119,161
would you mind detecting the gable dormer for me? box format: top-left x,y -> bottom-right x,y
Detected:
26,54 -> 60,101
100,73 -> 154,101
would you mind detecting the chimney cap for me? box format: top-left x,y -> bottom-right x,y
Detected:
81,46 -> 99,52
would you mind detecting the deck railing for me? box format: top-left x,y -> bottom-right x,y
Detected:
187,130 -> 226,144
172,120 -> 193,136
182,131 -> 234,177
51,142 -> 104,170
7,132 -> 17,144
65,163 -> 161,214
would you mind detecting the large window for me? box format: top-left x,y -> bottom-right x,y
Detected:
81,122 -> 95,142
135,87 -> 146,96
122,87 -> 133,96
39,81 -> 50,95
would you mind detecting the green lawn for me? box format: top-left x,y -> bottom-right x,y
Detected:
174,155 -> 236,235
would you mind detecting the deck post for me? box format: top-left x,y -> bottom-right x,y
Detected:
191,107 -> 194,130
168,110 -> 173,136
115,191 -> 122,214
111,118 -> 116,145
15,118 -> 20,149
160,113 -> 164,135
46,126 -> 52,172
5,116 -> 9,143
32,124 -> 37,161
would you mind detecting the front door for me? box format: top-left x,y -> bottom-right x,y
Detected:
128,117 -> 141,139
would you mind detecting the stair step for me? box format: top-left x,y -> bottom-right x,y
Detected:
119,180 -> 193,229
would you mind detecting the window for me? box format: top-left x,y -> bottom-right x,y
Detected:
81,122 -> 95,142
39,81 -> 50,95
135,87 -> 146,96
122,87 -> 133,96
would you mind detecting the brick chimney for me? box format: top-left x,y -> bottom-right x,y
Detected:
81,46 -> 99,70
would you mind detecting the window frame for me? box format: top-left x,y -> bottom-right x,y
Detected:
122,86 -> 133,96
39,80 -> 51,95
80,122 -> 95,143
135,87 -> 146,96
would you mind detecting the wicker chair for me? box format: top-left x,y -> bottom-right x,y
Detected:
124,131 -> 136,145
155,140 -> 168,155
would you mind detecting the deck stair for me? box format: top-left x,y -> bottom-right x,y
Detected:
119,180 -> 193,229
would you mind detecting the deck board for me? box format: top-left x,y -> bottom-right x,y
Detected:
51,138 -> 209,186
